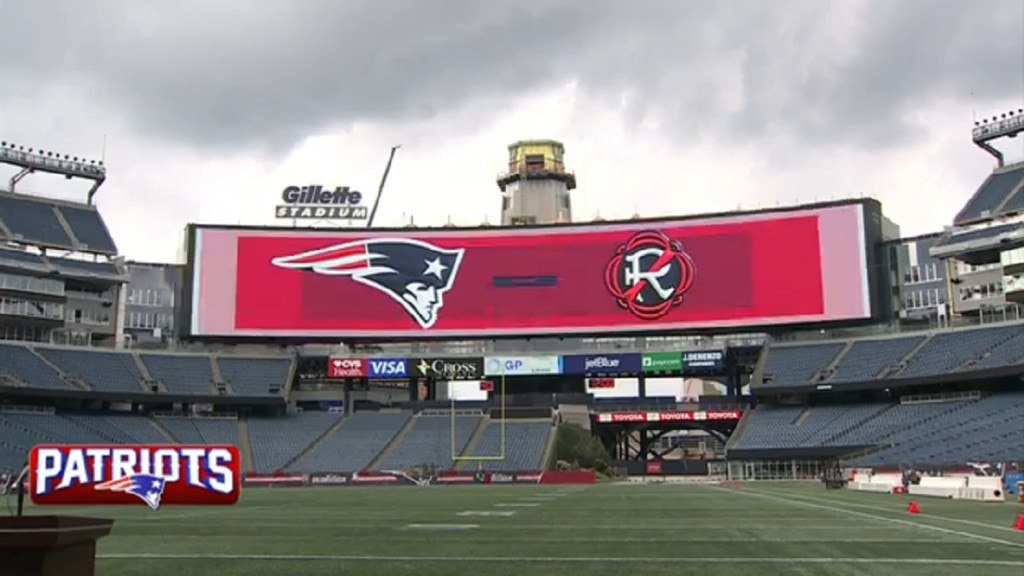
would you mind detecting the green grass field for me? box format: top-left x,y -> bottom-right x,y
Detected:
22,482 -> 1024,575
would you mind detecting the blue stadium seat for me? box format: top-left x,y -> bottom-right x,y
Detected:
0,344 -> 70,389
249,413 -> 342,472
140,354 -> 215,395
378,415 -> 481,470
0,194 -> 73,248
463,420 -> 551,471
954,165 -> 1024,224
760,343 -> 845,386
36,348 -> 146,394
290,411 -> 411,473
217,357 -> 291,396
896,325 -> 1023,379
57,204 -> 118,253
830,336 -> 925,383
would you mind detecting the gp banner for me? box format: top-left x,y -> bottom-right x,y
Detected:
485,356 -> 563,376
187,202 -> 873,338
564,353 -> 642,375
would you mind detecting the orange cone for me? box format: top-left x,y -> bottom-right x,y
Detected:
1013,513 -> 1024,531
907,500 -> 921,514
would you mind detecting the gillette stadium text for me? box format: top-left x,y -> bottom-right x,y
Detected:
30,445 -> 241,509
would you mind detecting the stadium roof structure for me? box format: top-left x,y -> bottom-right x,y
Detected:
0,141 -> 106,203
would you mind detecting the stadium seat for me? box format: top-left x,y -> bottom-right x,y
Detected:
760,343 -> 845,386
248,413 -> 342,472
36,347 -> 146,393
289,411 -> 412,473
56,204 -> 118,253
378,414 -> 481,470
217,357 -> 291,396
462,420 -> 552,471
0,194 -> 73,248
830,336 -> 925,383
140,354 -> 216,395
0,344 -> 72,390
954,164 -> 1024,224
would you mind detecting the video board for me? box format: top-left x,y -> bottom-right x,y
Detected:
184,201 -> 873,339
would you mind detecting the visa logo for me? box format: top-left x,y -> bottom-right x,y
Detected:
30,444 -> 241,510
368,359 -> 407,378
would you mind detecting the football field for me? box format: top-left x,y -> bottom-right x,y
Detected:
27,482 -> 1024,576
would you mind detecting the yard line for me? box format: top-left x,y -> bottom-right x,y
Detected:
95,553 -> 1024,566
754,488 -> 1023,533
725,487 -> 1024,550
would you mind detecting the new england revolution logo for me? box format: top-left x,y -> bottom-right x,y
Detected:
604,231 -> 695,320
271,239 -> 465,329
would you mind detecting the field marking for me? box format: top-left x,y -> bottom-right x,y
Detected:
756,488 -> 1024,533
730,487 -> 1024,550
404,524 -> 478,531
456,510 -> 517,517
495,502 -> 540,507
94,553 -> 1024,566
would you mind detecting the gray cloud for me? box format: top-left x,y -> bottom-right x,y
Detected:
2,0 -> 1021,153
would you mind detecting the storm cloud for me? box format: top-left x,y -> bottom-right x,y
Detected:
3,0 -> 1021,154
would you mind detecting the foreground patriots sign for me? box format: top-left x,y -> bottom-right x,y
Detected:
30,445 -> 240,510
185,201 -> 874,338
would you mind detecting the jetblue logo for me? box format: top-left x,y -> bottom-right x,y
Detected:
585,357 -> 620,370
368,359 -> 407,378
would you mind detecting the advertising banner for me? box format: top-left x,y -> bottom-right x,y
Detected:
682,350 -> 726,372
188,202 -> 873,338
327,358 -> 367,378
642,352 -> 682,372
595,410 -> 743,424
564,353 -> 642,375
307,473 -> 350,486
410,358 -> 484,381
484,356 -> 563,376
366,358 -> 409,379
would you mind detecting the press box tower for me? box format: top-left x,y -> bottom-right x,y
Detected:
496,140 -> 576,225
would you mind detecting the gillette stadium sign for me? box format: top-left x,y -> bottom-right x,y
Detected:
275,185 -> 369,220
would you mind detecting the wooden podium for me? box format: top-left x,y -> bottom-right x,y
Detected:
0,516 -> 114,576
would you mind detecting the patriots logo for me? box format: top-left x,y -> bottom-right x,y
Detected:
94,473 -> 167,510
271,238 -> 465,329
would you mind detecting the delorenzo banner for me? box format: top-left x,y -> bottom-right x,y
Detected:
275,185 -> 369,220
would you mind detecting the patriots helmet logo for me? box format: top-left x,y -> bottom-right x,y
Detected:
94,473 -> 167,510
271,238 -> 465,329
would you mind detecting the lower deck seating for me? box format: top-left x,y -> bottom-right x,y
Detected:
463,421 -> 552,471
378,415 -> 481,470
248,413 -> 342,472
290,411 -> 412,472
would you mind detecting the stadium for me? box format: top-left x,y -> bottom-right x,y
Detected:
0,118 -> 1023,576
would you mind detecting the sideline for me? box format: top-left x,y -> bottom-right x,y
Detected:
752,487 -> 1022,533
721,487 -> 1024,550
95,553 -> 1024,566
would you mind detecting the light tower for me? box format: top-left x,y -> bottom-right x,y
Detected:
496,140 -> 576,225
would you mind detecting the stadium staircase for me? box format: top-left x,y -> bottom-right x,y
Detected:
148,419 -> 177,443
237,418 -> 255,472
282,416 -> 348,471
367,415 -> 419,470
0,219 -> 12,238
130,353 -> 166,393
454,416 -> 490,470
816,340 -> 854,383
282,358 -> 299,396
879,334 -> 934,378
556,404 -> 591,431
540,419 -> 557,470
29,348 -> 90,391
822,404 -> 897,445
750,341 -> 771,386
724,410 -> 755,452
793,407 -> 814,427
50,208 -> 81,248
209,357 -> 235,395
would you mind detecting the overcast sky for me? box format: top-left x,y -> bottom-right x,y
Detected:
1,0 -> 1023,263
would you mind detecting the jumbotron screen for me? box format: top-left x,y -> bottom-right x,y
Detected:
184,202 -> 872,338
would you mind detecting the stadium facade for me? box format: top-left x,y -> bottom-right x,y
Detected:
0,126 -> 1021,487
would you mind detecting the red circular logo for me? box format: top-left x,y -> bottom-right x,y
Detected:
604,231 -> 695,320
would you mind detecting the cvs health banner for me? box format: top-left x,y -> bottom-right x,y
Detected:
327,358 -> 367,378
